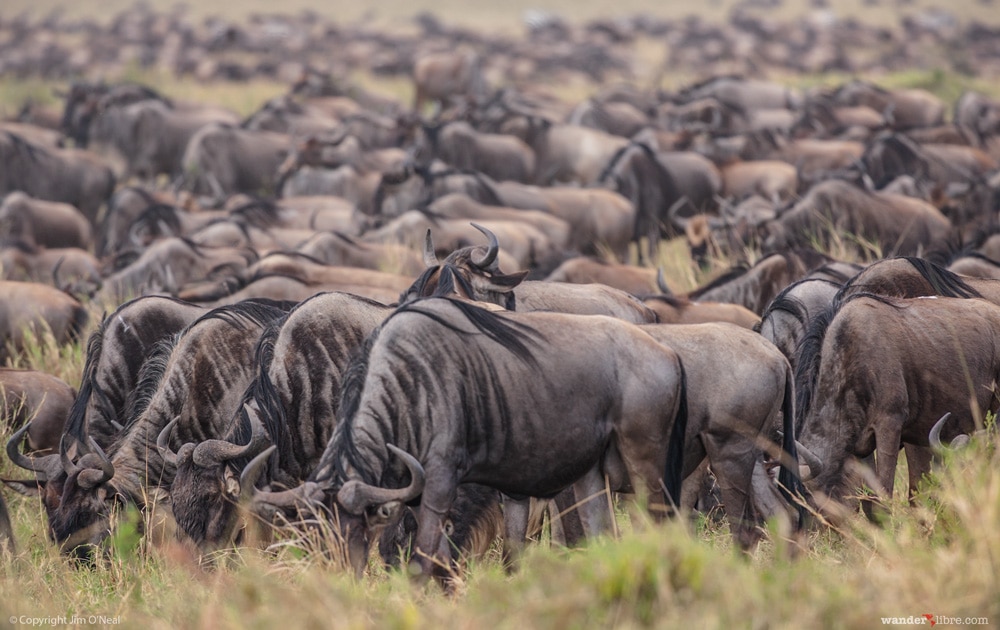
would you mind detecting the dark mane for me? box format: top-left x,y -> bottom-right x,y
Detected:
329,298 -> 542,486
835,256 -> 982,305
685,262 -> 752,299
793,292 -> 903,432
119,336 -> 176,433
63,322 -> 108,443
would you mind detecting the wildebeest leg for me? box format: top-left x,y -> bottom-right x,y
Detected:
501,495 -> 529,572
412,473 -> 458,581
551,487 -> 585,547
573,466 -> 615,538
680,459 -> 710,511
904,444 -> 932,504
857,453 -> 877,519
702,432 -> 760,550
871,420 -> 903,520
749,458 -> 799,554
614,435 -> 672,521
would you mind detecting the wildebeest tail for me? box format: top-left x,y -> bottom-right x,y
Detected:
663,360 -> 688,510
777,363 -> 806,530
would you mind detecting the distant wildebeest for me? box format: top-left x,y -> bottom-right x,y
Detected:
0,242 -> 102,297
0,368 -> 76,455
88,99 -> 240,180
686,250 -> 833,315
295,231 -> 426,276
642,295 -> 761,328
0,281 -> 89,365
97,237 -> 257,305
795,294 -> 1000,517
830,80 -> 945,130
416,121 -> 536,184
252,297 -> 689,580
0,131 -> 115,225
544,256 -> 664,295
412,49 -> 488,114
759,179 -> 951,257
179,123 -> 290,200
0,192 -> 92,251
860,133 -> 998,191
50,300 -> 289,556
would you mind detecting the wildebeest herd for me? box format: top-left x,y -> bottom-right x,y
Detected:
1,5 -> 1000,586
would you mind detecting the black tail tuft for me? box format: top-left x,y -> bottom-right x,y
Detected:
663,360 -> 688,511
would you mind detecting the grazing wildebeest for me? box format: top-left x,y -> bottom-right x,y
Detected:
253,297 -> 689,580
416,121 -> 536,184
179,123 -> 290,200
686,250 -> 833,315
760,179 -> 951,257
0,131 -> 115,226
795,294 -> 1000,516
0,368 -> 76,455
0,192 -> 92,251
0,281 -> 89,365
0,243 -> 103,298
639,323 -> 803,548
49,301 -> 289,556
165,291 -> 393,553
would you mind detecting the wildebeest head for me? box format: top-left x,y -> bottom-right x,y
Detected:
47,435 -> 118,557
4,422 -> 68,538
399,225 -> 528,307
164,409 -> 273,554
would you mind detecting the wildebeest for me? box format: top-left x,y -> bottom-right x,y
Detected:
0,192 -> 92,251
0,131 -> 115,225
0,281 -> 89,365
253,297 -> 689,580
639,322 -> 802,548
642,295 -> 761,328
0,242 -> 102,297
166,291 -> 393,553
412,49 -> 488,114
416,121 -> 536,184
760,179 -> 951,257
0,368 -> 76,455
179,123 -> 290,200
686,250 -> 834,316
50,300 -> 289,555
795,294 -> 1000,514
97,237 -> 257,305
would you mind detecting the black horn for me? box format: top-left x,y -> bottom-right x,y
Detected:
423,228 -> 439,267
469,223 -> 499,269
6,423 -> 62,482
192,405 -> 270,468
336,444 -> 426,515
156,416 -> 181,468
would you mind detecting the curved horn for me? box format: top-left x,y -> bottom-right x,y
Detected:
795,441 -> 824,481
422,228 -> 439,267
59,433 -> 82,478
239,445 -> 277,503
336,444 -> 426,515
192,405 -> 269,468
74,437 -> 115,489
252,480 -> 324,511
928,412 -> 972,453
656,268 -> 672,295
156,416 -> 180,468
5,423 -> 61,481
469,223 -> 500,269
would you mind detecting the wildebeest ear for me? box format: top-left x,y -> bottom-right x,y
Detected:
370,500 -> 404,526
2,478 -> 41,497
490,269 -> 529,289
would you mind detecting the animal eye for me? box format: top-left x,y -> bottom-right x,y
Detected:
443,520 -> 454,536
